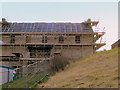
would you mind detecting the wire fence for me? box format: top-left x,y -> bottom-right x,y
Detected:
2,60 -> 50,88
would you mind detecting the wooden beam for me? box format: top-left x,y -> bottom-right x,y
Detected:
1,32 -> 98,35
1,43 -> 97,46
20,58 -> 50,61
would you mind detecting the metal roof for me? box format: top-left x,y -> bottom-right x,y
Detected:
2,23 -> 93,33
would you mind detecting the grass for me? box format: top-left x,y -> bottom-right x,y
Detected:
38,48 -> 119,88
2,72 -> 48,88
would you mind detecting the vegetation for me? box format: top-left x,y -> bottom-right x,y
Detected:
38,48 -> 119,88
2,48 -> 119,88
50,55 -> 70,72
2,72 -> 48,88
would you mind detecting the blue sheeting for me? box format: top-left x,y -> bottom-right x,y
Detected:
0,66 -> 13,70
2,23 -> 92,33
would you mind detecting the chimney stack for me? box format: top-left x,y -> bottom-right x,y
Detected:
2,18 -> 9,24
2,18 -> 9,27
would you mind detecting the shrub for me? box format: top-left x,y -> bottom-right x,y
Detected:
50,55 -> 69,72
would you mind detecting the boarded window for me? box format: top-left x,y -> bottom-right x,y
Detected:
10,35 -> 15,43
26,35 -> 31,43
30,49 -> 50,58
59,36 -> 64,43
75,35 -> 80,43
42,36 -> 47,43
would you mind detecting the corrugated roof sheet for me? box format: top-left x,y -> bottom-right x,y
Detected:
2,23 -> 93,33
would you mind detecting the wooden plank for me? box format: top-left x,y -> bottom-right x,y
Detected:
20,58 -> 50,61
1,32 -> 101,35
1,43 -> 98,46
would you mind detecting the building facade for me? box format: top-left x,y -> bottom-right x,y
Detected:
1,18 -> 105,68
111,39 -> 120,48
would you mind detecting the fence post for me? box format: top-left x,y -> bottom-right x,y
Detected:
8,68 -> 9,82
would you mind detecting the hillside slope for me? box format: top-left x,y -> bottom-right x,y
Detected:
38,48 -> 118,88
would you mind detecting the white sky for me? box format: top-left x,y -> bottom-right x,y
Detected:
0,0 -> 119,50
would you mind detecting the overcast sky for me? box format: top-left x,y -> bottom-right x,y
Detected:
1,1 -> 118,50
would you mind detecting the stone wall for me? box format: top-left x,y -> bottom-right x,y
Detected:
2,34 -> 94,44
2,36 -> 10,43
2,34 -> 95,68
15,36 -> 26,44
2,61 -> 28,68
53,46 -> 94,60
2,46 -> 30,58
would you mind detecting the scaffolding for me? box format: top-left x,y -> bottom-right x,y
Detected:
1,18 -> 106,88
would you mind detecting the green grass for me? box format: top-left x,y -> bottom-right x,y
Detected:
2,72 -> 48,88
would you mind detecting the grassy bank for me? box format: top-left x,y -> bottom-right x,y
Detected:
2,72 -> 48,88
38,48 -> 119,88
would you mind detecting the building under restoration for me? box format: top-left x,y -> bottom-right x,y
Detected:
1,18 -> 105,68
111,39 -> 120,48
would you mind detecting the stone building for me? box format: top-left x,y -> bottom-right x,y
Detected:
111,39 -> 120,48
1,18 -> 105,68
